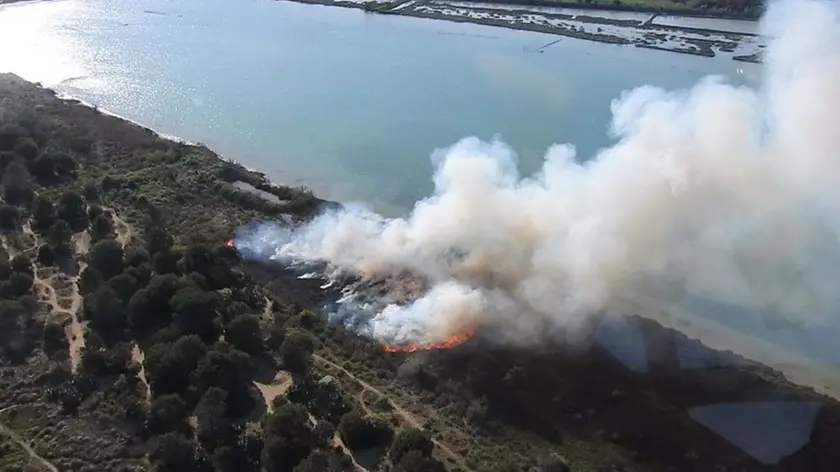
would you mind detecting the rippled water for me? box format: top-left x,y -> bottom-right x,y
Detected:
0,0 -> 757,214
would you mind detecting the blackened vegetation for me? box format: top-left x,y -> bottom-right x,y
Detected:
1,72 -> 840,472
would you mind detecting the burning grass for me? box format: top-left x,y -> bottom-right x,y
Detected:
383,331 -> 475,353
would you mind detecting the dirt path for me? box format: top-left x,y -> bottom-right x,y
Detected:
252,371 -> 293,414
132,344 -> 151,405
333,432 -> 368,472
36,261 -> 86,374
99,212 -> 152,404
261,295 -> 274,323
64,232 -> 90,373
1,225 -> 86,372
109,210 -> 133,248
313,355 -> 472,472
0,414 -> 60,472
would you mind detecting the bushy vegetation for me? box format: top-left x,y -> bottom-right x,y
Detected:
0,76 -> 357,472
337,410 -> 393,450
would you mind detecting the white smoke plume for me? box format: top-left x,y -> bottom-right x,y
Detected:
238,0 -> 840,349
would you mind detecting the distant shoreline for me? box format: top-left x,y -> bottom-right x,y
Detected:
280,0 -> 763,62
448,0 -> 762,22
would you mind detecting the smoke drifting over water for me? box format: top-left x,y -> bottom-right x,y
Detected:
237,0 -> 840,349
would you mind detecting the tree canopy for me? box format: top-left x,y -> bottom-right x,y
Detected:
225,314 -> 262,354
280,330 -> 314,374
262,403 -> 321,472
88,238 -> 124,279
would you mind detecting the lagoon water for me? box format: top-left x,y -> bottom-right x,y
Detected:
0,0 -> 758,215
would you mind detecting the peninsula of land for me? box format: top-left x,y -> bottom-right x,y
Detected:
1,69 -> 839,471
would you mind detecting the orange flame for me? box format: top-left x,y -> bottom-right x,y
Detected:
226,239 -> 235,247
383,331 -> 474,353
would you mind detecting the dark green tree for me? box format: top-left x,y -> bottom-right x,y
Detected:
171,286 -> 220,340
2,272 -> 34,298
392,450 -> 446,472
56,190 -> 88,230
0,124 -> 25,151
195,386 -> 230,449
12,137 -> 38,161
125,247 -> 151,267
212,443 -> 260,472
82,181 -> 99,201
191,344 -> 250,396
125,262 -> 152,288
10,255 -> 32,275
153,249 -> 180,275
88,238 -> 124,279
145,335 -> 207,396
53,151 -> 76,177
31,195 -> 57,232
42,319 -> 67,355
196,386 -> 227,421
79,336 -> 133,376
0,204 -> 19,231
30,152 -> 56,181
30,151 -> 74,183
0,151 -> 17,171
184,272 -> 207,290
148,432 -> 196,472
148,394 -> 188,435
87,203 -> 103,221
2,161 -> 32,205
225,314 -> 262,354
47,219 -> 72,254
181,244 -> 214,273
337,410 -> 393,450
79,266 -> 103,296
37,244 -> 55,266
0,258 -> 11,282
389,429 -> 434,463
90,213 -> 113,242
261,403 -> 320,472
108,273 -> 141,305
83,286 -> 127,337
294,450 -> 354,472
280,330 -> 315,373
0,300 -> 25,331
146,227 -> 174,255
127,274 -> 183,334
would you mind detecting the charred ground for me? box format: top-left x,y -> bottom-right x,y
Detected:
0,73 -> 838,472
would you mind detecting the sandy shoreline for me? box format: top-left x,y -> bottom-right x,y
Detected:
280,0 -> 764,61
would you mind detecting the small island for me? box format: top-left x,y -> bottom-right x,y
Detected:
285,0 -> 765,61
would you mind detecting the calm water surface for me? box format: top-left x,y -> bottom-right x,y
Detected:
0,0 -> 757,214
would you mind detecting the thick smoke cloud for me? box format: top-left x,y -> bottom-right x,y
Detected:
238,0 -> 840,348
